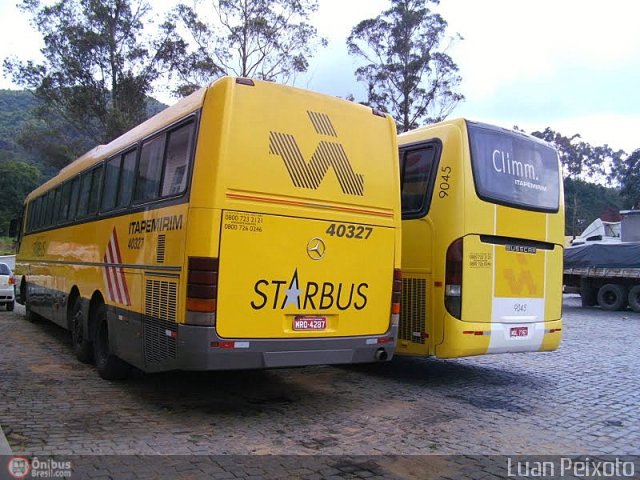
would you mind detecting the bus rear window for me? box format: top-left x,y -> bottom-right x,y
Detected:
468,122 -> 560,212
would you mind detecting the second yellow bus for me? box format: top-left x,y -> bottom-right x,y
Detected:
398,119 -> 564,358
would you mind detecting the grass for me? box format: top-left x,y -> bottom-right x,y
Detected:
0,236 -> 15,255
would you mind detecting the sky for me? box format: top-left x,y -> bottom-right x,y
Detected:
1,0 -> 639,153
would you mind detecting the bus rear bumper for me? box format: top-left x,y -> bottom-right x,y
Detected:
436,318 -> 562,358
175,324 -> 398,371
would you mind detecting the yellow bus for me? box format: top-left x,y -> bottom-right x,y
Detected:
398,119 -> 564,358
14,77 -> 402,379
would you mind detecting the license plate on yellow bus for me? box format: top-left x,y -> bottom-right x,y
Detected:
293,316 -> 327,331
510,326 -> 528,338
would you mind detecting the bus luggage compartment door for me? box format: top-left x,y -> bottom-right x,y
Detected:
216,210 -> 395,339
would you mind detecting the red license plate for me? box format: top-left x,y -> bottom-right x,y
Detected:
293,316 -> 327,331
510,326 -> 528,338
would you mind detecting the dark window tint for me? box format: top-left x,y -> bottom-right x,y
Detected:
161,122 -> 193,196
468,122 -> 560,212
45,191 -> 55,227
60,181 -> 71,221
400,144 -> 439,218
117,150 -> 136,208
52,188 -> 62,224
0,263 -> 10,275
77,172 -> 92,218
68,177 -> 81,221
135,136 -> 164,202
101,156 -> 121,211
88,166 -> 103,215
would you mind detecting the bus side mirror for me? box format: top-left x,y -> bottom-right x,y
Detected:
8,219 -> 18,238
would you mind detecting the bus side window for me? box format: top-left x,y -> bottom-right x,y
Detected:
101,156 -> 121,212
161,122 -> 194,197
68,176 -> 81,221
118,149 -> 137,208
135,135 -> 165,203
60,181 -> 71,223
52,187 -> 62,225
77,171 -> 93,218
400,142 -> 441,218
45,191 -> 55,227
88,166 -> 103,216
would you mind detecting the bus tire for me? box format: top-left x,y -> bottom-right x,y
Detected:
628,285 -> 640,313
93,303 -> 130,380
70,296 -> 93,364
597,284 -> 628,311
23,281 -> 38,323
6,301 -> 14,312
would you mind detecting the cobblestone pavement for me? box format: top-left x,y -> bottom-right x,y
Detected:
0,296 -> 638,479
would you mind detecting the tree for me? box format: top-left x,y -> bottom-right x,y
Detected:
347,0 -> 463,132
617,149 -> 640,209
530,127 -> 628,235
530,128 -> 625,183
3,0 -> 184,169
168,0 -> 327,96
0,160 -> 40,236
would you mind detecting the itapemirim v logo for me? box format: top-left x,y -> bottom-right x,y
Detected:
269,111 -> 365,196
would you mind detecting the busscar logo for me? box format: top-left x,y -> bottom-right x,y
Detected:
269,111 -> 365,196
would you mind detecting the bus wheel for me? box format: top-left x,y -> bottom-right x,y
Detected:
597,284 -> 628,311
628,285 -> 640,313
70,296 -> 93,364
93,303 -> 130,380
6,301 -> 14,311
23,281 -> 38,323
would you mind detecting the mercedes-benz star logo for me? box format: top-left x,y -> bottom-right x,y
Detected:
307,237 -> 326,260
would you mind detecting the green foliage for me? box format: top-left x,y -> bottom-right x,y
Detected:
530,127 -> 625,183
3,0 -> 180,168
564,178 -> 624,237
0,160 -> 40,236
168,0 -> 327,95
347,0 -> 463,132
617,149 -> 640,209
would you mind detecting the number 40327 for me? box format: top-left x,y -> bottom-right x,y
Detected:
325,223 -> 372,239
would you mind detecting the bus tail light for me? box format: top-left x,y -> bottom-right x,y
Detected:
391,268 -> 401,324
186,256 -> 218,326
445,238 -> 463,319
8,275 -> 15,286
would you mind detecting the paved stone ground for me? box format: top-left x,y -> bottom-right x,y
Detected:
0,296 -> 638,479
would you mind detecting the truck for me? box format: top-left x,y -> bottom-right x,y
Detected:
564,210 -> 640,312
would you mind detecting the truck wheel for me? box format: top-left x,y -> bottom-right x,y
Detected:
581,286 -> 597,307
597,284 -> 628,311
628,285 -> 640,313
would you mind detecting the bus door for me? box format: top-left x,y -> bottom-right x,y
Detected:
397,141 -> 442,356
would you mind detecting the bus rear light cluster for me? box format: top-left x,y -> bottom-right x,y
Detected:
445,238 -> 463,319
392,268 -> 402,314
391,268 -> 402,325
186,257 -> 218,314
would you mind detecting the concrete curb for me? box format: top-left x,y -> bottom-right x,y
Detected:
0,425 -> 12,455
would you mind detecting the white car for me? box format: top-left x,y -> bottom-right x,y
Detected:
0,262 -> 15,311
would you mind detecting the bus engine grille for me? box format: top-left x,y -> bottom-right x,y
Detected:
400,277 -> 427,344
144,279 -> 178,364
